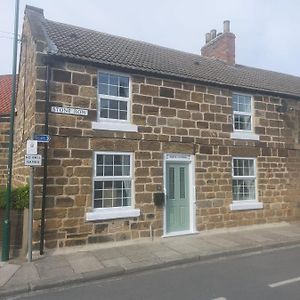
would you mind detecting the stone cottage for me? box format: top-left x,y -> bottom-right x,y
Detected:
12,5 -> 300,250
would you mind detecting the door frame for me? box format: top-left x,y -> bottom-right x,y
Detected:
163,153 -> 196,237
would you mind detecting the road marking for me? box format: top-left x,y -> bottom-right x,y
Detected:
269,276 -> 300,288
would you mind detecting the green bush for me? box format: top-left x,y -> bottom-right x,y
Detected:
0,185 -> 29,210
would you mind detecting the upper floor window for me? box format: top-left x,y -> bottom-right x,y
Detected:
233,93 -> 253,131
92,71 -> 137,132
98,72 -> 130,121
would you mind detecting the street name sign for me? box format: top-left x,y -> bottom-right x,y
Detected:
25,154 -> 42,166
34,134 -> 51,143
50,106 -> 88,116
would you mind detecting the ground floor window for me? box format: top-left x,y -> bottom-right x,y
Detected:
230,157 -> 262,211
86,151 -> 140,221
93,152 -> 132,208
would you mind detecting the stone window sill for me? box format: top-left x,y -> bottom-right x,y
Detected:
92,121 -> 138,132
231,131 -> 259,141
230,201 -> 263,211
86,207 -> 140,221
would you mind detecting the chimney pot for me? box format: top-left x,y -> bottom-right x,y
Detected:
223,20 -> 230,33
210,29 -> 217,39
205,32 -> 211,43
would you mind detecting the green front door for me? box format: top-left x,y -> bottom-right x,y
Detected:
166,163 -> 190,233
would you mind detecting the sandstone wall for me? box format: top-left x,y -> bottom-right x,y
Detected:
22,57 -> 300,249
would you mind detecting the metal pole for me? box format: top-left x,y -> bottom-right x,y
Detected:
2,0 -> 20,262
28,166 -> 34,262
40,64 -> 51,255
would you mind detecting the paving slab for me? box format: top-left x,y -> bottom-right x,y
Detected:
0,264 -> 20,287
5,263 -> 39,287
201,235 -> 240,248
101,256 -> 132,268
66,251 -> 104,274
92,247 -> 123,261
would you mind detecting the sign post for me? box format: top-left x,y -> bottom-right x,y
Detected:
25,138 -> 42,262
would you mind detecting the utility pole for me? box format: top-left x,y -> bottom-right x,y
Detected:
1,0 -> 20,261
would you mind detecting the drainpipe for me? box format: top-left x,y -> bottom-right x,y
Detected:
39,62 -> 51,255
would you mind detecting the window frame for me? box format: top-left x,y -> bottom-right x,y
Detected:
231,92 -> 259,140
230,157 -> 263,211
86,151 -> 140,221
232,93 -> 254,132
92,70 -> 137,132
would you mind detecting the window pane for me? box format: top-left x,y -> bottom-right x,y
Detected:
109,99 -> 118,110
114,166 -> 122,176
96,155 -> 103,165
104,155 -> 113,165
180,167 -> 185,198
119,76 -> 129,87
233,94 -> 238,111
94,190 -> 102,200
119,101 -> 127,111
114,155 -> 122,165
99,83 -> 108,95
100,109 -> 108,118
119,87 -> 129,97
99,73 -> 109,84
109,85 -> 118,96
109,75 -> 118,85
103,199 -> 112,207
113,198 -> 122,207
123,155 -> 130,165
94,181 -> 103,189
119,111 -> 127,120
96,166 -> 103,176
109,110 -> 118,119
169,167 -> 175,199
104,166 -> 113,176
100,99 -> 109,108
104,181 -> 113,189
94,200 -> 102,208
122,166 -> 130,176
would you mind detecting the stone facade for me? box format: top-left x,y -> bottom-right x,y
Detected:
0,115 -> 9,188
11,12 -> 300,251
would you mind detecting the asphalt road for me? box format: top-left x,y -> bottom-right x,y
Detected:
14,246 -> 300,300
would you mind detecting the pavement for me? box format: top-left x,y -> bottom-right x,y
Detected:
1,222 -> 300,299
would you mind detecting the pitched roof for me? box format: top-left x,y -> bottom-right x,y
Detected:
26,6 -> 300,99
0,75 -> 12,115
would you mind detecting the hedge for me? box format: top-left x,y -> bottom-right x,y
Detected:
0,185 -> 29,210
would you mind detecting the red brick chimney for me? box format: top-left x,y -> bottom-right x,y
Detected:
201,20 -> 236,65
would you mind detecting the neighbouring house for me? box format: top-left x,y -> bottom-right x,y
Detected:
0,74 -> 12,189
12,5 -> 300,250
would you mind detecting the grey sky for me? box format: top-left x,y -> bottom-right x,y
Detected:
1,0 -> 300,77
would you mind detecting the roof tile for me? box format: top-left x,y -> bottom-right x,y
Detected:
0,75 -> 13,115
27,7 -> 300,98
